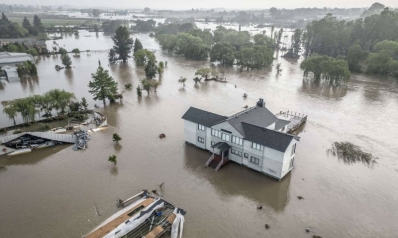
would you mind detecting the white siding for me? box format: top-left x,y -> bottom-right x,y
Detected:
184,120 -> 197,145
281,139 -> 297,178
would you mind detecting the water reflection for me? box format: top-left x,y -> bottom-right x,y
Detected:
2,145 -> 70,166
299,80 -> 348,99
110,166 -> 118,176
183,145 -> 290,212
64,69 -> 74,85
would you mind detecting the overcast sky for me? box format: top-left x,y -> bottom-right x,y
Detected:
3,0 -> 397,10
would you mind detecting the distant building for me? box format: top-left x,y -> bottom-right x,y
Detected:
182,99 -> 300,180
0,52 -> 35,80
0,38 -> 47,53
0,52 -> 34,67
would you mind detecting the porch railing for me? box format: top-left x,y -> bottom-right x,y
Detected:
215,156 -> 228,171
205,154 -> 214,167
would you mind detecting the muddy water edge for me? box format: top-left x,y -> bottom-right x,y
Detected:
0,33 -> 398,238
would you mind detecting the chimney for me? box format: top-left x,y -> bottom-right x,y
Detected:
257,98 -> 265,107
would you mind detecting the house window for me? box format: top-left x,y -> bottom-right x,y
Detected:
221,133 -> 230,142
198,124 -> 205,131
251,142 -> 263,151
250,156 -> 260,165
198,137 -> 204,143
244,153 -> 249,158
211,141 -> 215,146
290,157 -> 294,169
211,129 -> 221,138
231,149 -> 242,157
231,136 -> 243,145
291,144 -> 296,156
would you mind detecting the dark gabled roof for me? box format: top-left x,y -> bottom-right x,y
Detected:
241,122 -> 296,152
182,107 -> 227,127
211,142 -> 231,152
227,106 -> 278,135
275,119 -> 290,131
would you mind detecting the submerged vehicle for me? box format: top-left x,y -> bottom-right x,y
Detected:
84,190 -> 186,238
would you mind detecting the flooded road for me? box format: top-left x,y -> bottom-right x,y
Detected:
1,32 -> 398,238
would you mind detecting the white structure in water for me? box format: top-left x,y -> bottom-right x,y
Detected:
182,99 -> 300,180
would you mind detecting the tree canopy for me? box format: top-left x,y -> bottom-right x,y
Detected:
134,49 -> 156,66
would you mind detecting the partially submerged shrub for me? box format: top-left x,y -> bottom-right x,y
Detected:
328,141 -> 378,167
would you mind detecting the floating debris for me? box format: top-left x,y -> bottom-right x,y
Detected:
297,196 -> 304,200
313,236 -> 322,238
328,141 -> 378,167
257,205 -> 263,209
159,133 -> 166,139
265,224 -> 270,230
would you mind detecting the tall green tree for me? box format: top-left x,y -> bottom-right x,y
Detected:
88,67 -> 118,106
22,17 -> 31,30
112,26 -> 133,63
134,38 -> 143,53
33,15 -> 44,32
145,60 -> 158,79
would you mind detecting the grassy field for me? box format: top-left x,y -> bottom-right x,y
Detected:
7,14 -> 92,27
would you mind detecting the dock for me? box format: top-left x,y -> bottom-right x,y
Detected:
276,111 -> 308,133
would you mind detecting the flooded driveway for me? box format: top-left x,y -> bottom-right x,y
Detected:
0,33 -> 398,238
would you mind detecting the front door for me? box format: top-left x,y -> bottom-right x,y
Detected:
223,150 -> 229,157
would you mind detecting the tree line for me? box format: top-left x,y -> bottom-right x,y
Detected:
301,8 -> 398,79
155,23 -> 275,70
0,13 -> 44,38
2,89 -> 82,126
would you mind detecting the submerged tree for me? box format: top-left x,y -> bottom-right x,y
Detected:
300,54 -> 351,84
108,155 -> 117,165
108,49 -> 117,63
112,133 -> 122,143
61,54 -> 72,68
134,49 -> 156,66
178,77 -> 187,87
88,67 -> 118,106
210,42 -> 236,65
195,67 -> 213,80
112,26 -> 134,63
141,79 -> 153,95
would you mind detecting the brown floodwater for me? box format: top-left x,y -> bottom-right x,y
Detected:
1,32 -> 398,238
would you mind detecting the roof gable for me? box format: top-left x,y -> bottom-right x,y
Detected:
227,106 -> 279,135
182,107 -> 227,127
241,122 -> 295,152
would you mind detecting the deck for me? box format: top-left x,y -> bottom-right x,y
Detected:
85,198 -> 155,238
276,111 -> 307,133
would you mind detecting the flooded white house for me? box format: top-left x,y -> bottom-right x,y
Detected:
182,99 -> 300,180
